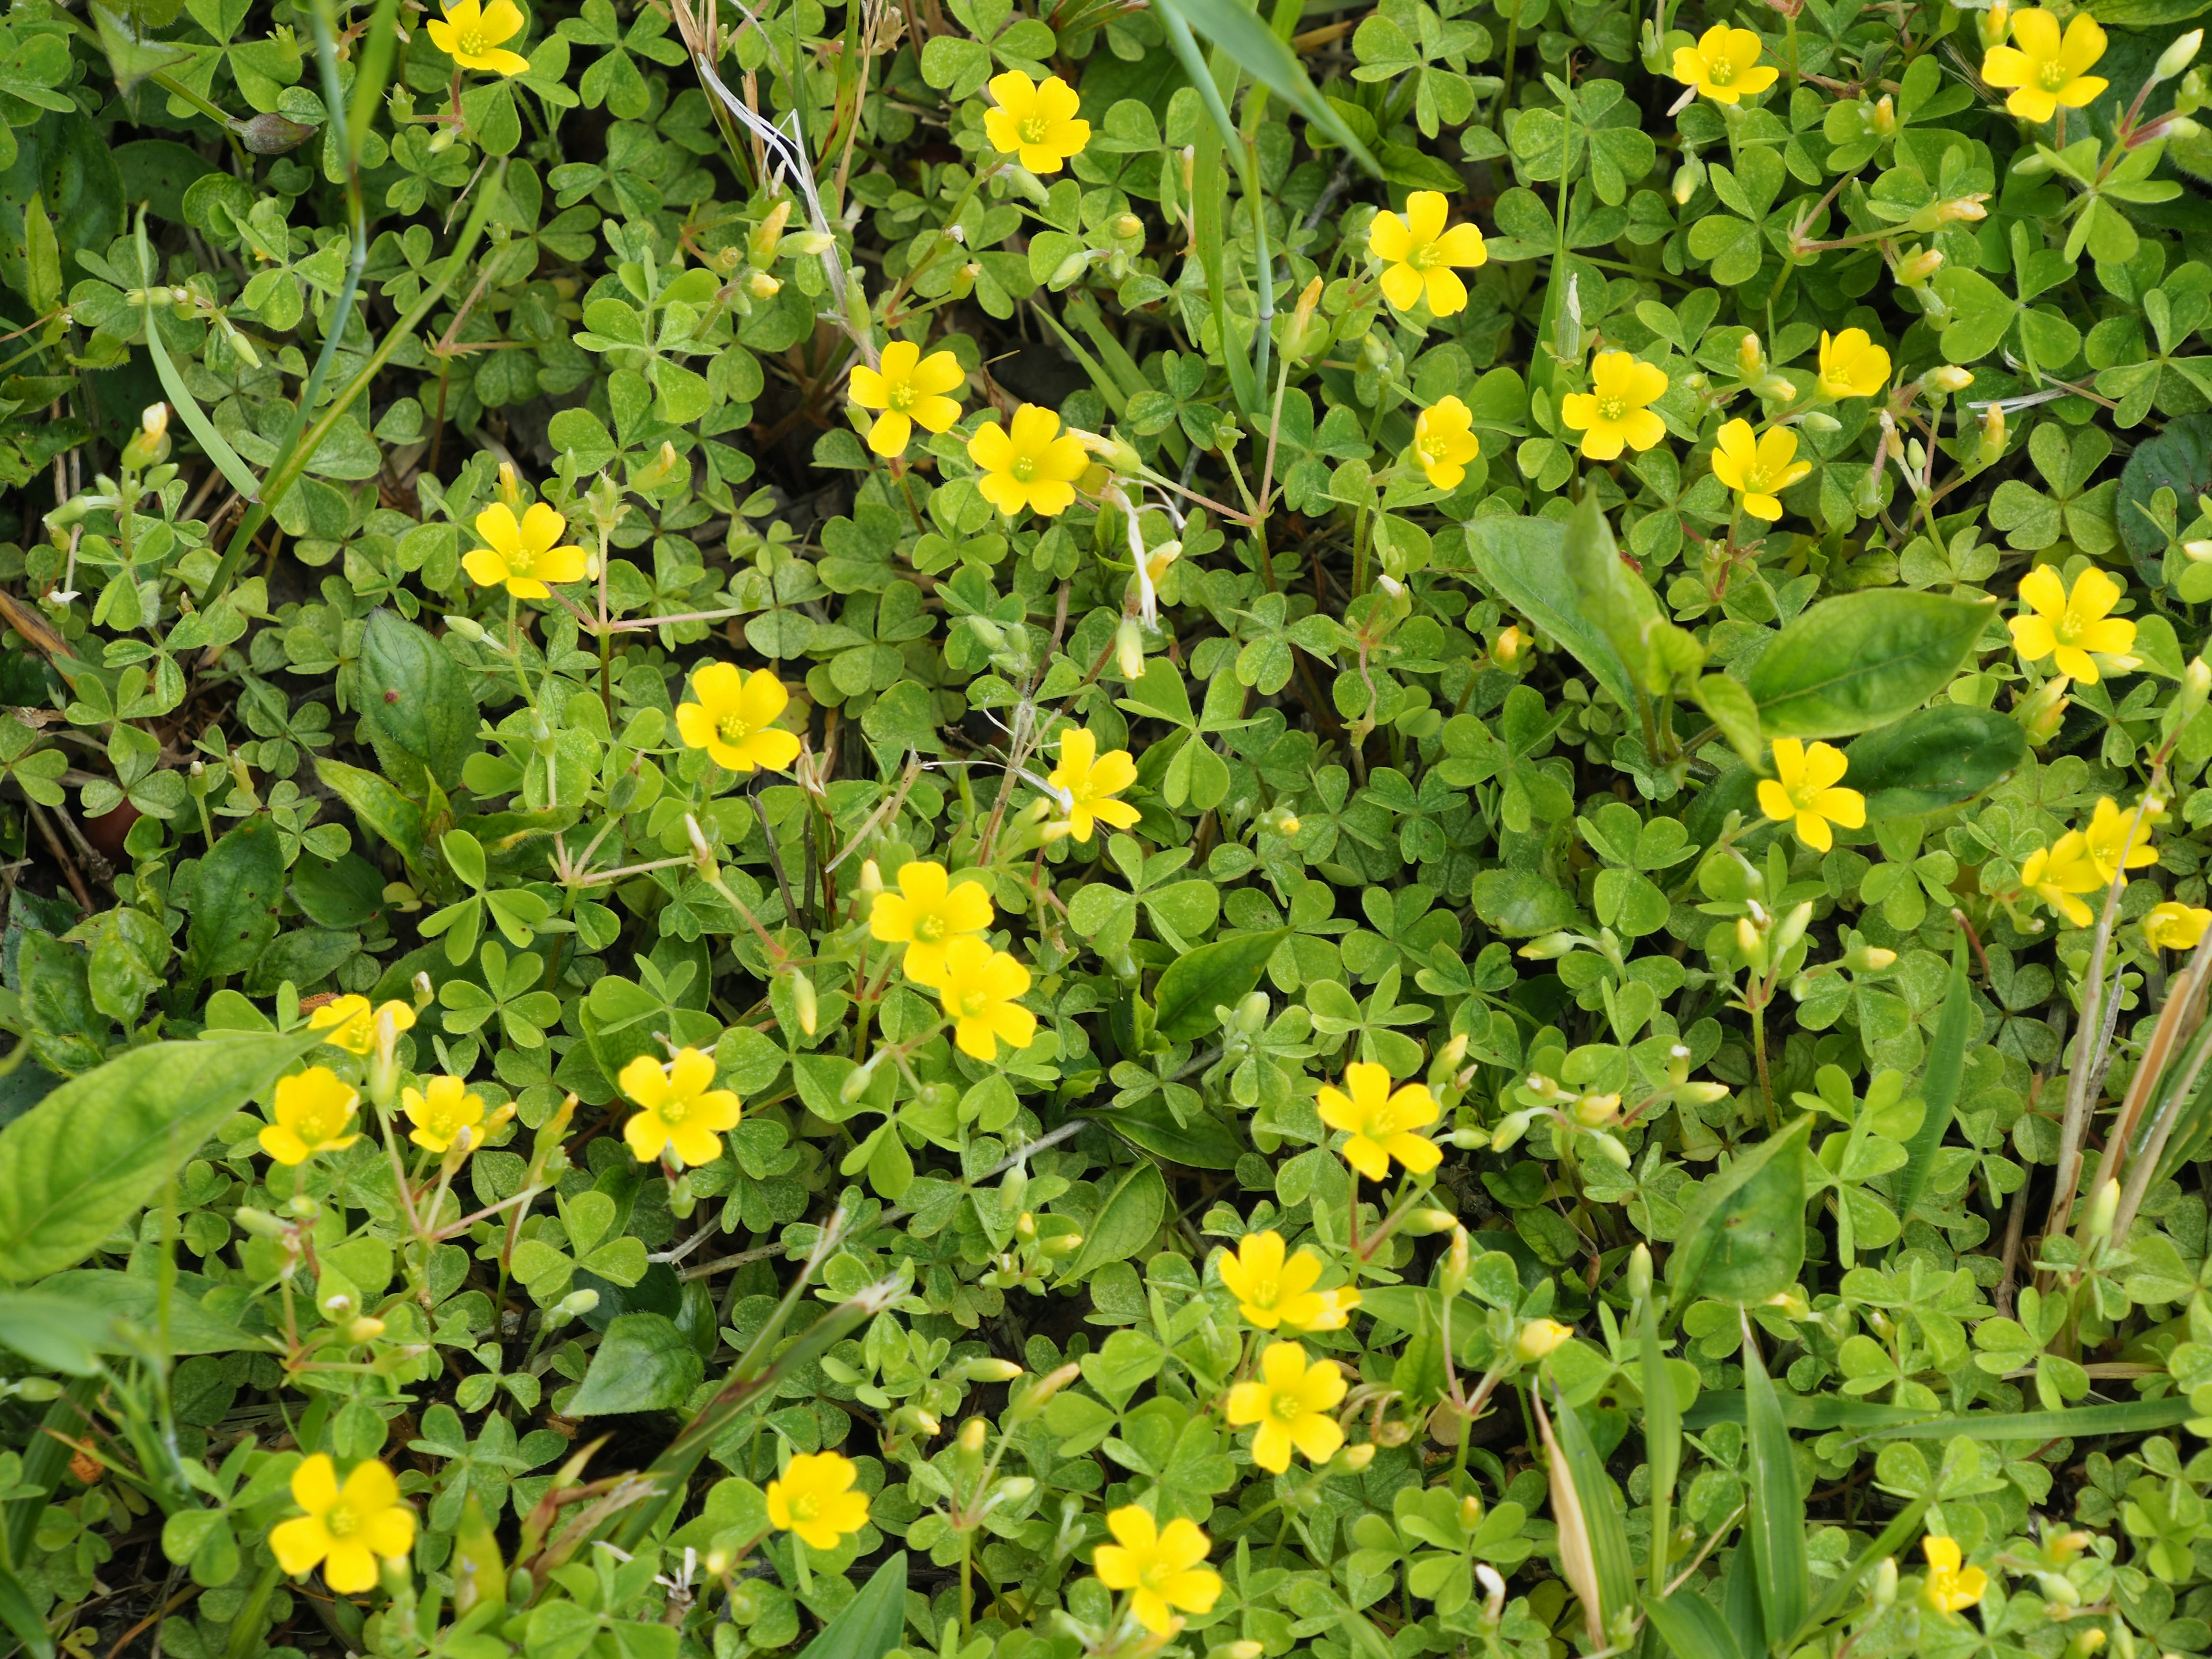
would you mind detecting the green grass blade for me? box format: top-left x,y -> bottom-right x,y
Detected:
1152,0 -> 1381,177
1641,1283 -> 1681,1597
1895,934 -> 1973,1223
1550,1390 -> 1638,1643
1741,1325 -> 1809,1647
1643,1586 -> 1746,1659
1791,1495 -> 1927,1645
1158,7 -> 1260,419
135,209 -> 262,503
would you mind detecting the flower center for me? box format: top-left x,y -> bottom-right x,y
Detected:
1709,57 -> 1734,84
1598,396 -> 1627,422
1270,1388 -> 1305,1422
507,544 -> 535,575
2037,60 -> 2071,89
304,1106 -> 342,1142
1419,432 -> 1446,463
1408,242 -> 1437,270
888,381 -> 915,411
912,913 -> 946,943
325,1503 -> 358,1537
718,712 -> 753,746
961,988 -> 991,1018
1010,454 -> 1037,483
1020,114 -> 1051,144
788,1491 -> 820,1521
457,27 -> 486,54
661,1097 -> 689,1124
1247,1275 -> 1278,1306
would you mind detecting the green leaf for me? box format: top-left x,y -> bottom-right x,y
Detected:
113,139 -> 215,222
0,1560 -> 54,1659
184,817 -> 284,983
135,207 -> 262,503
1153,928 -> 1286,1043
1841,706 -> 2027,817
1565,493 -> 1700,699
0,1032 -> 321,1282
2117,411 -> 2212,579
315,756 -> 427,869
1551,1393 -> 1637,1626
1470,869 -> 1579,935
1644,1588 -> 1747,1659
1932,266 -> 2017,363
1743,1330 -> 1810,1646
1059,1160 -> 1168,1282
1666,1116 -> 1809,1309
1641,1286 -> 1681,1594
1896,935 -> 1974,1224
1464,516 -> 1641,712
1084,1098 -> 1243,1169
1693,675 -> 1764,767
1745,591 -> 1995,738
794,1552 -> 907,1659
358,608 -> 480,793
1152,0 -> 1380,177
38,1269 -> 262,1354
569,1313 -> 706,1415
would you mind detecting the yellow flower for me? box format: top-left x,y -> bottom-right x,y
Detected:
1817,328 -> 1892,400
983,71 -> 1090,173
2146,901 -> 2212,952
1710,419 -> 1812,521
2021,831 -> 2104,927
259,1067 -> 361,1166
270,1455 -> 416,1594
2085,795 -> 2161,887
1980,9 -> 2107,123
462,502 -> 586,599
870,860 -> 994,988
1672,24 -> 1778,103
1412,396 -> 1481,490
425,0 -> 530,75
1047,726 -> 1141,842
308,995 -> 416,1056
1316,1061 -> 1441,1181
402,1075 -> 486,1153
1513,1318 -> 1575,1362
1226,1341 -> 1347,1473
1367,191 -> 1488,317
2009,565 -> 2135,684
934,935 -> 1036,1060
1560,352 -> 1668,461
766,1451 -> 870,1550
1092,1506 -> 1222,1636
1756,738 -> 1865,853
849,342 -> 965,459
675,664 -> 803,774
968,404 -> 1090,518
1216,1230 -> 1359,1332
1921,1535 -> 1987,1613
618,1047 -> 741,1168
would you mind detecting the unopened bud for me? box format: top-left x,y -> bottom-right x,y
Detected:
841,1056 -> 878,1104
1897,245 -> 1944,284
1936,196 -> 1988,224
1628,1242 -> 1653,1301
1673,153 -> 1706,205
2085,1177 -> 2120,1242
1518,930 -> 1578,960
859,858 -> 883,895
958,1417 -> 987,1454
1338,1444 -> 1376,1472
684,813 -> 717,877
1571,1092 -> 1620,1127
1010,1362 -> 1080,1422
1844,945 -> 1898,972
2158,28 -> 2202,81
234,1206 -> 287,1237
1116,615 -> 1144,680
1235,991 -> 1270,1033
1489,1109 -> 1534,1152
554,1288 -> 600,1320
1587,1131 -> 1631,1168
346,1316 -> 386,1343
961,1358 -> 1024,1382
1400,1209 -> 1459,1236
746,270 -> 781,300
1737,333 -> 1763,378
790,971 -> 818,1036
1924,365 -> 1975,395
1872,1556 -> 1898,1606
1512,1318 -> 1574,1362
1115,213 -> 1143,240
1492,624 -> 1525,666
1979,404 -> 2007,467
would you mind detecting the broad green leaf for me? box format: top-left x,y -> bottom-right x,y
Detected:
1743,1330 -> 1810,1646
569,1313 -> 706,1415
1842,706 -> 2027,817
135,207 -> 262,502
358,608 -> 480,792
184,817 -> 285,983
1084,1098 -> 1243,1169
794,1551 -> 907,1659
315,755 -> 427,868
1058,1160 -> 1168,1282
1153,928 -> 1286,1042
1746,591 -> 1995,738
1464,516 -> 1641,711
0,1032 -> 321,1282
1667,1116 -> 1809,1309
1565,494 -> 1701,698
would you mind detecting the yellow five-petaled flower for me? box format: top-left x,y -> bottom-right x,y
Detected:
1217,1230 -> 1360,1332
2085,794 -> 2161,887
675,664 -> 804,775
1047,726 -> 1141,843
2009,565 -> 2136,684
1091,1506 -> 1223,1636
1980,8 -> 2108,123
260,1067 -> 361,1166
1672,24 -> 1778,104
869,859 -> 994,988
1710,419 -> 1812,521
1756,738 -> 1865,853
934,935 -> 1037,1060
968,404 -> 1090,518
983,71 -> 1090,173
464,502 -> 586,599
850,341 -> 965,459
1225,1340 -> 1347,1473
1412,396 -> 1481,490
402,1075 -> 488,1153
618,1047 -> 741,1168
2146,901 -> 2212,952
1561,352 -> 1668,460
271,1455 -> 416,1594
1367,191 -> 1488,317
2021,831 -> 2103,927
426,0 -> 531,76
1921,1535 -> 1987,1613
1317,1061 -> 1441,1181
766,1451 -> 870,1550
308,995 -> 416,1056
1817,328 -> 1892,400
